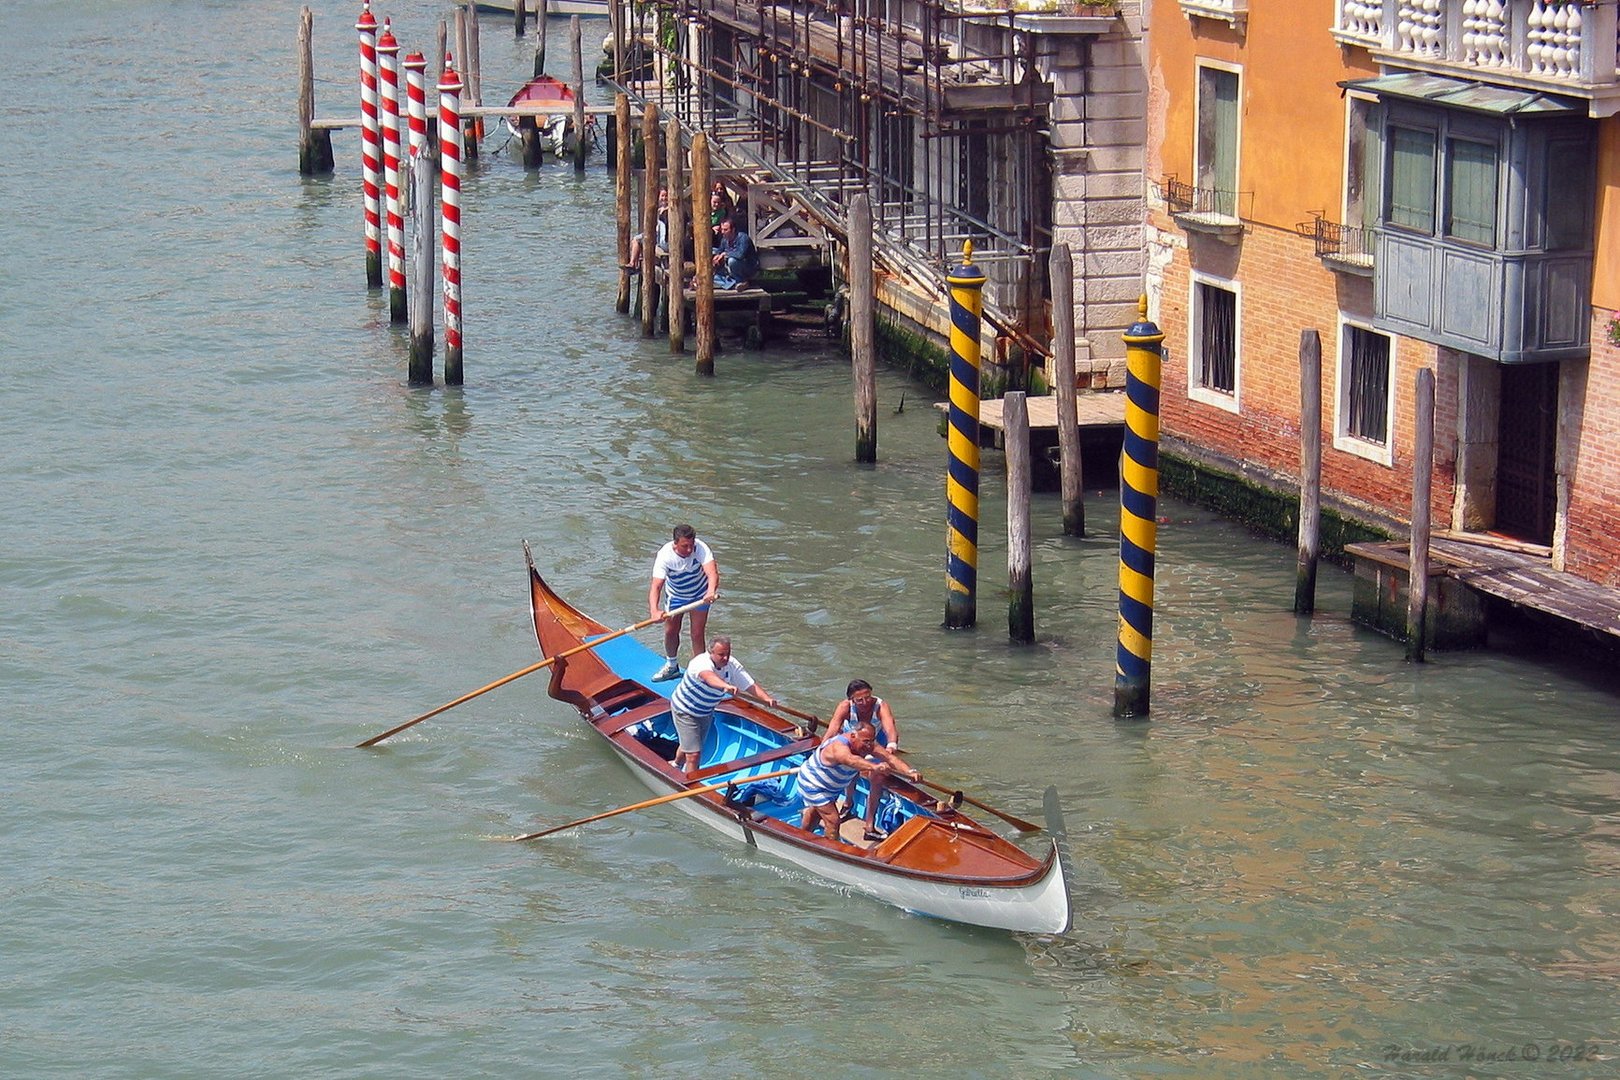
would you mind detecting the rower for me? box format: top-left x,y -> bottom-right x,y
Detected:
797,721 -> 919,843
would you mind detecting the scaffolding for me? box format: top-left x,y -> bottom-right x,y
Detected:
606,0 -> 1056,344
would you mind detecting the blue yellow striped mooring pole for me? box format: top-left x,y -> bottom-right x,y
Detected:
1115,296 -> 1164,718
944,242 -> 986,630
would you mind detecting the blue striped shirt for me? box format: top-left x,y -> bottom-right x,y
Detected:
651,539 -> 715,608
797,734 -> 862,807
669,652 -> 753,717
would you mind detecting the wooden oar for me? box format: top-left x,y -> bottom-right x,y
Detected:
501,766 -> 801,842
735,690 -> 823,733
356,600 -> 705,748
910,775 -> 1042,833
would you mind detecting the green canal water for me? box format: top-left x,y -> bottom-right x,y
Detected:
2,1 -> 1617,1075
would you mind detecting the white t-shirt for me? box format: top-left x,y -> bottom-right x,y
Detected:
670,651 -> 754,715
651,539 -> 715,607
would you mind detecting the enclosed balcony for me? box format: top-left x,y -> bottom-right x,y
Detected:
1334,0 -> 1620,115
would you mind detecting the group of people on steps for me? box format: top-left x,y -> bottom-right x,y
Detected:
646,524 -> 922,845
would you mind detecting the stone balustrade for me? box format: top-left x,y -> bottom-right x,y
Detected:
1334,0 -> 1618,89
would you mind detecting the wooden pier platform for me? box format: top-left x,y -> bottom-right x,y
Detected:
934,391 -> 1126,489
975,392 -> 1125,441
1347,534 -> 1620,650
311,103 -> 615,132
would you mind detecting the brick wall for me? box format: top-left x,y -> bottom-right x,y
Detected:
1148,214 -> 1455,532
1564,313 -> 1620,586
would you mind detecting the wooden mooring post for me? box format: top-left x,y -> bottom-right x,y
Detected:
1295,329 -> 1323,615
518,115 -> 544,168
536,0 -> 550,77
571,17 -> 587,173
407,148 -> 438,385
440,61 -> 464,385
1049,243 -> 1083,536
691,134 -> 716,373
943,244 -> 986,630
455,7 -> 480,158
357,3 -> 383,287
1407,367 -> 1436,662
639,102 -> 660,337
298,7 -> 334,176
378,21 -> 408,323
513,0 -> 527,35
1005,391 -> 1034,643
614,94 -> 633,314
1114,298 -> 1164,719
849,193 -> 876,462
666,115 -> 685,352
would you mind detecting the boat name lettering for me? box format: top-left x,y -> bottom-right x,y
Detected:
958,887 -> 991,899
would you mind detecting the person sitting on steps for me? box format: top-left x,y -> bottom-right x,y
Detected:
711,216 -> 760,291
624,186 -> 668,273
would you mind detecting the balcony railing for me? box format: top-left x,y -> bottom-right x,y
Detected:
1179,0 -> 1249,30
1297,213 -> 1376,272
1163,176 -> 1247,239
1334,1 -> 1620,92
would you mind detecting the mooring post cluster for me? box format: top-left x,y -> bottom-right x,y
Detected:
309,2 -> 491,385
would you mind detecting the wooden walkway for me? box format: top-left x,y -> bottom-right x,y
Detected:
311,103 -> 615,131
933,391 -> 1126,439
1353,535 -> 1620,644
1431,536 -> 1620,643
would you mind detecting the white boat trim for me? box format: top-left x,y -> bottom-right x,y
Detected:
601,734 -> 1072,935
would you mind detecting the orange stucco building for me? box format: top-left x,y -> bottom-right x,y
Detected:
1144,0 -> 1620,586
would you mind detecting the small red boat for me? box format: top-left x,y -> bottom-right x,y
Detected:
504,74 -> 586,155
506,73 -> 575,114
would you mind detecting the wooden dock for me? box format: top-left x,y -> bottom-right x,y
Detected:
934,391 -> 1126,444
311,103 -> 615,132
1347,534 -> 1620,648
933,391 -> 1126,489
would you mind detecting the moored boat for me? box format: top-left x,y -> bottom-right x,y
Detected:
473,0 -> 609,18
524,547 -> 1072,934
503,74 -> 594,156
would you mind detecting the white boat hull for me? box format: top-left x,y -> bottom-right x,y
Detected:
604,737 -> 1071,935
474,0 -> 608,17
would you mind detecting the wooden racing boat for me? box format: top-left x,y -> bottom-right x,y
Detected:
524,548 -> 1072,934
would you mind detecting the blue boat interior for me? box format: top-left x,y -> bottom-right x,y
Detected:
582,633 -> 923,837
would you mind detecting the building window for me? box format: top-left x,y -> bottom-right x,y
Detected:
1445,136 -> 1498,246
1387,125 -> 1436,234
1336,321 -> 1393,465
1544,137 -> 1591,251
1190,274 -> 1239,410
1196,63 -> 1240,218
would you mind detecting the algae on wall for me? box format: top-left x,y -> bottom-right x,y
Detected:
1159,453 -> 1391,563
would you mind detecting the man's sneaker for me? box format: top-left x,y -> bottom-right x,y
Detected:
652,659 -> 683,682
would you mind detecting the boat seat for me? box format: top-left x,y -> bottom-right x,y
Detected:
596,699 -> 673,737
689,736 -> 815,783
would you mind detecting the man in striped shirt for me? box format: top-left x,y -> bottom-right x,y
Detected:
668,636 -> 775,776
648,523 -> 721,682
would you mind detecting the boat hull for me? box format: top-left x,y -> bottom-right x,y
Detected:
474,0 -> 608,17
605,738 -> 1072,932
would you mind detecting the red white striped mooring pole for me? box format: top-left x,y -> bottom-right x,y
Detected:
378,19 -> 407,323
403,51 -> 428,160
439,58 -> 464,386
356,2 -> 382,288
